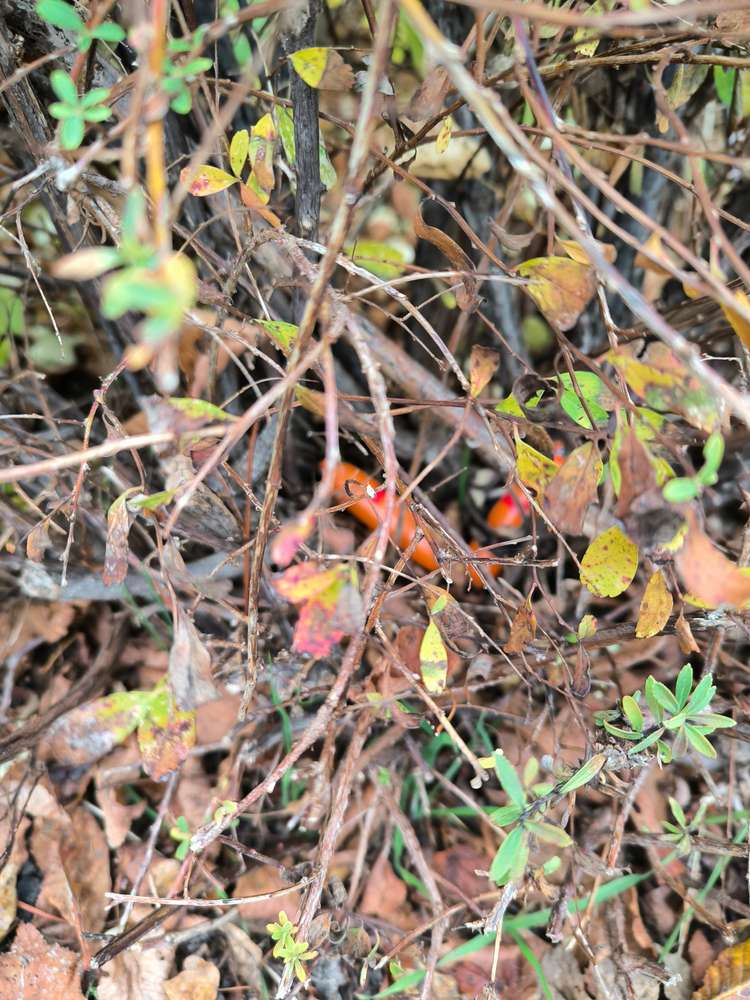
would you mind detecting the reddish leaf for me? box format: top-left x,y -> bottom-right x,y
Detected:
275,562 -> 363,657
675,511 -> 750,609
271,512 -> 315,568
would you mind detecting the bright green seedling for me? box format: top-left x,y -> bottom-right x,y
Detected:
661,796 -> 708,857
662,432 -> 724,503
36,0 -> 125,52
48,70 -> 112,150
485,753 -> 571,887
163,31 -> 212,114
266,911 -> 318,983
595,663 -> 735,763
169,815 -> 192,860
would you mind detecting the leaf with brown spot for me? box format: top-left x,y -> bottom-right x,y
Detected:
38,689 -> 154,767
469,345 -> 499,398
635,570 -> 673,639
517,256 -> 596,331
289,47 -> 354,90
580,526 -> 639,598
504,597 -> 537,654
693,937 -> 750,1000
180,164 -> 238,197
543,441 -> 602,535
137,686 -> 196,781
675,511 -> 750,609
415,206 -> 478,312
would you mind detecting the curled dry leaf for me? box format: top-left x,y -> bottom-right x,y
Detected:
102,489 -> 136,586
0,923 -> 84,1000
406,65 -> 451,120
543,441 -> 602,535
557,238 -> 617,266
635,570 -> 673,639
580,526 -> 639,598
414,206 -> 478,311
169,603 -> 218,711
26,519 -> 51,562
504,596 -> 537,653
517,255 -> 597,331
469,345 -> 499,398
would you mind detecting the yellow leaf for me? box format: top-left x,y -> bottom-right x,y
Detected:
229,129 -> 249,178
514,431 -> 560,498
419,620 -> 448,694
633,232 -> 674,276
580,526 -> 638,598
436,115 -> 453,153
635,570 -> 673,638
557,238 -> 617,266
578,614 -> 597,639
252,113 -> 277,141
180,164 -> 238,197
289,47 -> 354,90
517,256 -> 596,331
722,288 -> 750,349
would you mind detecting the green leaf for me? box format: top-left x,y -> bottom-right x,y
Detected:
714,65 -> 736,107
493,751 -> 526,808
686,673 -> 716,716
50,69 -> 78,104
627,727 -> 665,755
684,724 -> 717,759
621,695 -> 644,733
0,288 -> 24,337
674,664 -> 693,709
255,318 -> 299,355
668,797 -> 686,828
491,805 -> 523,826
230,128 -> 249,178
649,679 -> 680,715
690,712 -> 736,730
59,116 -> 85,150
489,825 -> 525,884
644,675 -> 664,723
167,396 -> 235,422
91,22 -> 126,43
82,106 -> 112,123
554,371 -> 611,428
525,821 -> 573,847
80,86 -> 111,108
36,0 -> 84,32
558,753 -> 606,795
663,477 -> 700,503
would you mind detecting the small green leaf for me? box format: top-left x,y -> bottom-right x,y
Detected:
36,0 -> 84,32
489,825 -> 525,884
558,753 -> 606,795
648,679 -> 680,715
686,674 -> 716,716
525,821 -> 573,847
714,65 -> 736,107
627,727 -> 665,755
668,797 -> 686,828
493,751 -> 526,808
59,116 -> 85,150
621,695 -> 644,733
491,805 -> 523,826
49,69 -> 78,103
255,318 -> 299,355
674,664 -> 693,709
167,396 -> 234,422
684,724 -> 717,759
90,22 -> 126,43
690,712 -> 736,730
663,476 -> 700,503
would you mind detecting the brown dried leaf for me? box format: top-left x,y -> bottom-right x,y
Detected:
102,490 -> 134,586
504,596 -> 537,654
164,956 -> 220,1000
234,865 -> 301,922
614,425 -> 657,518
675,610 -> 700,655
222,924 -> 263,994
469,345 -> 499,398
32,807 -> 110,932
0,863 -> 17,944
0,923 -> 84,1000
415,206 -> 478,312
361,852 -> 409,925
169,604 -> 218,711
26,519 -> 51,562
406,66 -> 451,120
543,441 -> 602,535
97,941 -> 175,1000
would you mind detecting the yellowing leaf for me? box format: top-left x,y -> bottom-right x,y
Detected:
633,232 -> 674,275
543,441 -> 602,535
469,345 -> 499,398
419,620 -> 448,694
514,432 -> 559,498
517,256 -> 596,331
289,47 -> 354,90
607,342 -> 724,434
137,687 -> 196,780
436,115 -> 453,152
636,570 -> 673,638
655,62 -> 709,133
578,614 -> 597,639
721,288 -> 750,349
557,238 -> 617,266
181,164 -> 238,196
229,128 -> 249,178
255,318 -> 299,354
103,488 -> 137,586
504,597 -> 537,653
580,526 -> 638,598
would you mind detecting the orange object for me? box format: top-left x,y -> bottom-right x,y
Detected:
330,462 -> 439,572
467,541 -> 502,588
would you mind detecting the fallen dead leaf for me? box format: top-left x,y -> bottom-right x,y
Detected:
0,923 -> 84,1000
234,865 -> 301,923
164,955 -> 220,1000
360,851 -> 411,928
97,940 -> 175,1000
544,441 -> 602,535
676,511 -> 750,609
